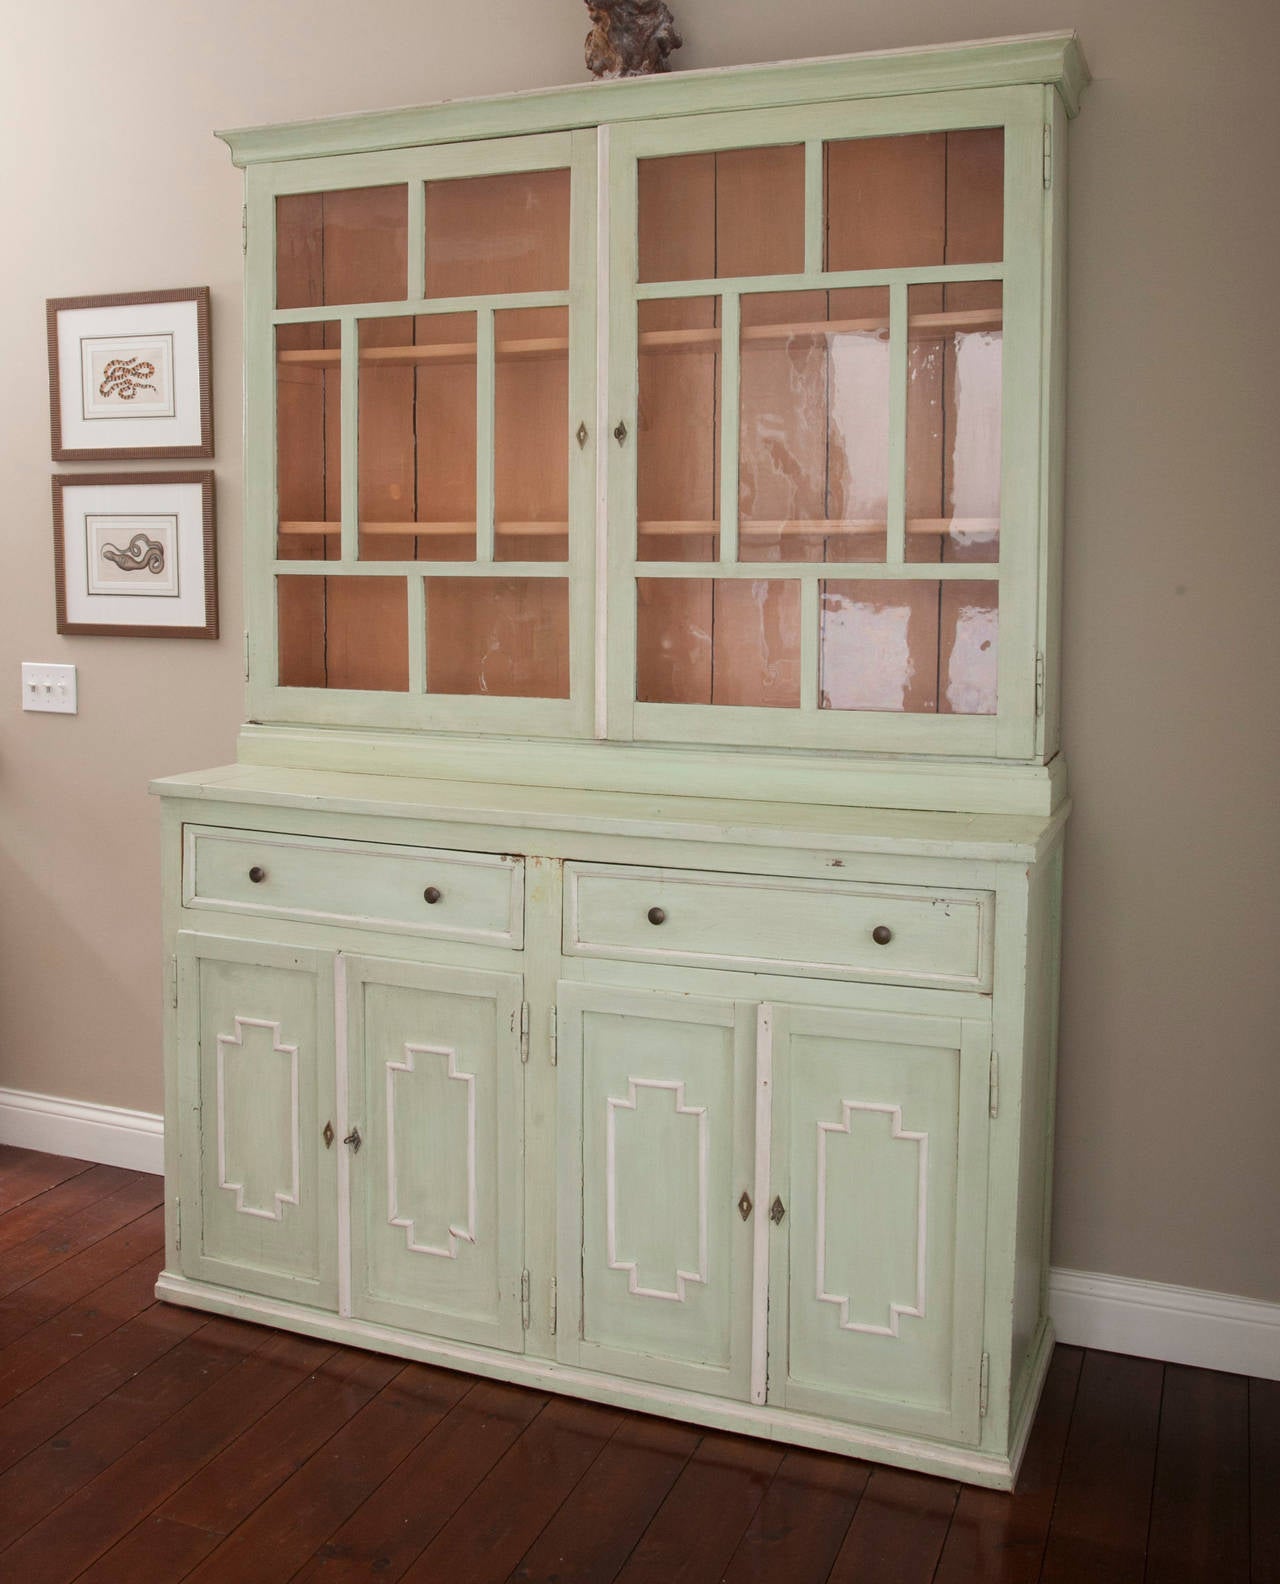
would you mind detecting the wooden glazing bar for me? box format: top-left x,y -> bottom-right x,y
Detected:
280,520 -> 572,536
634,260 -> 1004,300
719,292 -> 741,564
406,180 -> 426,301
804,140 -> 824,276
340,317 -> 359,562
800,577 -> 820,712
407,573 -> 426,693
272,290 -> 570,325
272,560 -> 570,578
632,560 -> 997,581
280,515 -> 998,539
278,335 -> 574,368
475,307 -> 496,562
886,281 -> 909,564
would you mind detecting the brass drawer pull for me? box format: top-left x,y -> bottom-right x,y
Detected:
872,924 -> 893,945
248,866 -> 267,884
423,886 -> 443,905
647,906 -> 666,926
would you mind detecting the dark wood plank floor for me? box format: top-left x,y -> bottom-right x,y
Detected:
0,1145 -> 1273,1584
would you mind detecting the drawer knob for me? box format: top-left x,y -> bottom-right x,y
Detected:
647,906 -> 666,926
248,866 -> 267,884
423,886 -> 443,905
872,924 -> 893,946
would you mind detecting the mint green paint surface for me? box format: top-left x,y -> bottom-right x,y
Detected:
345,955 -> 525,1351
177,932 -> 337,1308
155,34 -> 1087,1489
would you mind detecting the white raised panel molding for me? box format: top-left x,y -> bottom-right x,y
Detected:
385,1042 -> 477,1259
606,1078 -> 708,1302
216,1017 -> 300,1220
816,1101 -> 928,1337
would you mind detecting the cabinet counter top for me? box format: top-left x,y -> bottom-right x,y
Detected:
152,762 -> 1068,864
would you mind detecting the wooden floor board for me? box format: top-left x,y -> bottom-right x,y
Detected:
1038,1349 -> 1164,1584
1252,1377 -> 1280,1584
0,1154 -> 1269,1584
932,1343 -> 1084,1584
0,1163 -> 140,1255
1144,1363 -> 1250,1584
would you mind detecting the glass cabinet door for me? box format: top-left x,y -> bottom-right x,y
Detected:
608,89 -> 1046,756
254,131 -> 595,736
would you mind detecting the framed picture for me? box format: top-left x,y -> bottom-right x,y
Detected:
47,287 -> 213,460
52,472 -> 218,638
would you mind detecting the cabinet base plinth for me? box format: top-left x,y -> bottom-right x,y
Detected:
155,1269 -> 1052,1490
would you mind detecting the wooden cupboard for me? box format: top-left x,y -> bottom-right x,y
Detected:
154,31 -> 1087,1488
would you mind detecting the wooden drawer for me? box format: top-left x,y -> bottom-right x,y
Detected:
184,827 -> 524,947
564,864 -> 992,991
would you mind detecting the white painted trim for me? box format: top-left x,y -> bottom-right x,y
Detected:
386,1042 -> 477,1258
1049,1267 -> 1280,1382
334,953 -> 352,1321
0,1087 -> 163,1174
751,1004 -> 773,1406
215,1017 -> 300,1221
606,1077 -> 708,1301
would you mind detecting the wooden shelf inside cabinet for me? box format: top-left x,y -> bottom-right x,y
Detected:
273,308 -> 1003,371
277,518 -> 999,540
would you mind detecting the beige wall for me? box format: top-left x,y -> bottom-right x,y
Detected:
2,1 -> 1277,1305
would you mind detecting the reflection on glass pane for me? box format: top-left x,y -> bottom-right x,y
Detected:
906,282 -> 1002,560
276,324 -> 339,560
278,576 -> 408,692
739,289 -> 889,562
825,129 -> 1002,272
426,578 -> 569,698
357,312 -> 476,562
425,168 -> 570,297
637,298 -> 719,563
637,579 -> 800,708
638,146 -> 804,284
276,186 -> 408,309
496,306 -> 569,563
820,578 -> 997,715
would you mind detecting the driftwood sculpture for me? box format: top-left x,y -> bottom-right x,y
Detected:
584,0 -> 682,78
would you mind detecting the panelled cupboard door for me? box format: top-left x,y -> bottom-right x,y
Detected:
556,984 -> 757,1400
177,931 -> 337,1308
344,955 -> 525,1352
767,1004 -> 990,1445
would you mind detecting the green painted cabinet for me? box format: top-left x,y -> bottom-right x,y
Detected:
345,954 -> 526,1350
156,31 -> 1086,1490
176,932 -> 337,1308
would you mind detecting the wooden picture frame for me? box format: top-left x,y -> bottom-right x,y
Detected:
52,471 -> 218,638
47,287 -> 213,460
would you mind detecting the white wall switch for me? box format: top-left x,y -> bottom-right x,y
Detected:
21,662 -> 78,714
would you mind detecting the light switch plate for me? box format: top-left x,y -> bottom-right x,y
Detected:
21,662 -> 78,714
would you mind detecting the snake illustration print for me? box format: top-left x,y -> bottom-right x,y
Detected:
99,356 -> 157,401
101,533 -> 166,574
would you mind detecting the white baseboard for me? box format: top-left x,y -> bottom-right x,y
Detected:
1049,1266 -> 1280,1381
0,1086 -> 164,1174
1,1086 -> 1275,1380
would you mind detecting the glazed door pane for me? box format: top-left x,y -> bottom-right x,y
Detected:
177,933 -> 337,1308
611,95 -> 1040,754
346,955 -> 525,1352
556,984 -> 757,1399
767,1004 -> 989,1444
264,132 -> 592,734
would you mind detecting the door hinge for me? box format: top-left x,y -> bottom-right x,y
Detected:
1042,124 -> 1053,189
549,1275 -> 558,1335
989,1049 -> 1000,1119
243,629 -> 251,681
519,1002 -> 530,1063
520,1268 -> 531,1329
979,1351 -> 991,1417
549,1004 -> 557,1066
1034,651 -> 1046,718
167,954 -> 178,1010
174,1198 -> 181,1250
242,205 -> 248,252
